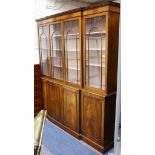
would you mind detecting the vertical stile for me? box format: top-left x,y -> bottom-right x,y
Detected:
62,21 -> 65,82
100,33 -> 103,89
66,31 -> 69,81
76,34 -> 78,84
80,15 -> 83,87
105,13 -> 109,92
87,32 -> 90,86
48,25 -> 52,77
51,31 -> 54,77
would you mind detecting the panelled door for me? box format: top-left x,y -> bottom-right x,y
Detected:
63,87 -> 79,132
46,81 -> 62,121
81,91 -> 105,145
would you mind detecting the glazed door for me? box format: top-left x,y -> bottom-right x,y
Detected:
50,23 -> 63,80
84,14 -> 106,90
64,19 -> 81,85
39,26 -> 50,76
81,91 -> 104,145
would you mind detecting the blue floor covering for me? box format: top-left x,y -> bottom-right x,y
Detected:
42,119 -> 104,155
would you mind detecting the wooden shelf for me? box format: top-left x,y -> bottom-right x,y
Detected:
64,33 -> 79,36
52,49 -> 79,52
67,67 -> 80,71
86,48 -> 105,51
85,55 -> 105,59
68,79 -> 80,83
67,58 -> 80,61
65,49 -> 80,52
65,37 -> 80,40
52,49 -> 62,51
86,31 -> 106,35
53,65 -> 62,68
88,84 -> 105,88
86,63 -> 105,67
52,66 -> 80,71
51,34 -> 62,37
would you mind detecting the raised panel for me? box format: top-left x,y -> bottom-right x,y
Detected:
63,88 -> 79,131
46,82 -> 62,121
81,91 -> 104,144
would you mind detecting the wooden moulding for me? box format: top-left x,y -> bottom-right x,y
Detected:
42,76 -> 82,90
82,1 -> 120,11
36,1 -> 120,25
47,113 -> 81,139
36,8 -> 82,22
36,11 -> 82,25
80,135 -> 114,153
83,5 -> 120,16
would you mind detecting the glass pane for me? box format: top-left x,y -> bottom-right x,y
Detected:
85,16 -> 106,89
50,23 -> 63,80
64,20 -> 80,84
39,26 -> 49,76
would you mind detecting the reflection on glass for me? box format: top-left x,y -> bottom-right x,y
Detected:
64,20 -> 80,84
50,23 -> 63,80
39,26 -> 49,76
85,16 -> 106,89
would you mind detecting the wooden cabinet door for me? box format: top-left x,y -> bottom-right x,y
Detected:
81,91 -> 104,145
46,82 -> 62,121
63,87 -> 79,132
